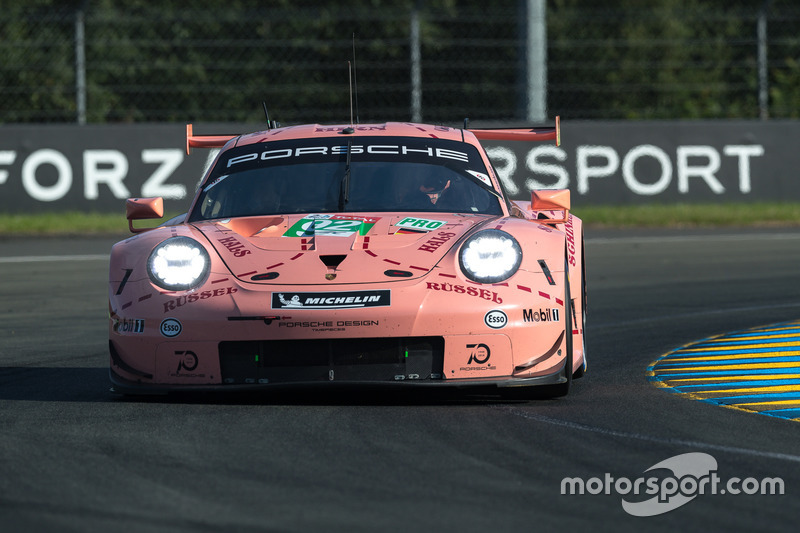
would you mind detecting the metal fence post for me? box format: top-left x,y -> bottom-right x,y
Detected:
521,0 -> 547,123
75,6 -> 87,125
758,1 -> 770,120
410,6 -> 422,123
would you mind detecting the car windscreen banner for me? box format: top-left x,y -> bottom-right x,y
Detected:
0,121 -> 796,213
210,137 -> 483,179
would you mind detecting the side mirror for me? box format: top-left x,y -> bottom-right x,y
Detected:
530,189 -> 570,224
126,197 -> 164,233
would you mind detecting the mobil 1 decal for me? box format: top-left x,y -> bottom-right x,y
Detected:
523,308 -> 560,323
113,318 -> 144,334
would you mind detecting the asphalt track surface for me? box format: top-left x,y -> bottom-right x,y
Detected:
1,229 -> 799,532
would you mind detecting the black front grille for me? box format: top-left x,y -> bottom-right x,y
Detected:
219,337 -> 444,384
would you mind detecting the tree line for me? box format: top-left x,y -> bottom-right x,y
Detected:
1,0 -> 798,123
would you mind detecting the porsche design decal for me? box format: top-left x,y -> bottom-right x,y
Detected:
276,320 -> 380,333
272,290 -> 391,309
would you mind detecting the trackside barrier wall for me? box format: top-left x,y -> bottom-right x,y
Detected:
0,121 -> 796,214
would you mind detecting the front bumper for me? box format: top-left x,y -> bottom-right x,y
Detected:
110,266 -> 571,392
109,360 -> 568,395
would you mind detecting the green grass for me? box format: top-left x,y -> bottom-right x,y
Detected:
0,212 -> 180,237
576,202 -> 800,228
1,203 -> 799,236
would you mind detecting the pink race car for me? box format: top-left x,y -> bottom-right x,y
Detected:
109,120 -> 587,396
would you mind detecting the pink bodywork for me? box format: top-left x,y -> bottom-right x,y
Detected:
109,122 -> 586,393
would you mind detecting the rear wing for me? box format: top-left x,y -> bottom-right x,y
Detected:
468,116 -> 560,146
186,116 -> 561,154
185,124 -> 237,154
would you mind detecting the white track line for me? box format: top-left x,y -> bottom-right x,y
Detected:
492,405 -> 800,464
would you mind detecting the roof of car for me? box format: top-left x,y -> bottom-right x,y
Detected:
233,122 -> 475,147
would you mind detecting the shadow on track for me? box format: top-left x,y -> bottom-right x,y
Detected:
0,366 -> 575,406
0,367 -> 111,402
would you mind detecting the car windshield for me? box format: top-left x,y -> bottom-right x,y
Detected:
189,136 -> 503,221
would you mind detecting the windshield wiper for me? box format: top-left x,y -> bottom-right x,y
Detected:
338,138 -> 353,211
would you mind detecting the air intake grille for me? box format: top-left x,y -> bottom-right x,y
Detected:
219,337 -> 444,384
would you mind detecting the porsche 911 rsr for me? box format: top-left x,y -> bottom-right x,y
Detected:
109,120 -> 587,396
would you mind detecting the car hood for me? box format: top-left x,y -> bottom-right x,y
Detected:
193,213 -> 497,285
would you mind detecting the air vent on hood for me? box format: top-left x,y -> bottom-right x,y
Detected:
384,270 -> 413,278
319,254 -> 347,268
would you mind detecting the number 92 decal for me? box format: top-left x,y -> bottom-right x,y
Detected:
283,215 -> 380,237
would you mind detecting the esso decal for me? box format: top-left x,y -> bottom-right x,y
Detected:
484,310 -> 508,329
160,318 -> 182,337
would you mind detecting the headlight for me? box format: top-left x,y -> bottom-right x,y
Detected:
147,236 -> 210,291
459,229 -> 522,284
